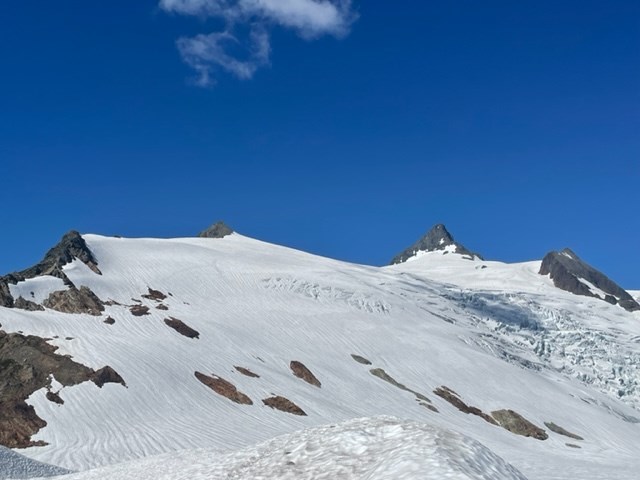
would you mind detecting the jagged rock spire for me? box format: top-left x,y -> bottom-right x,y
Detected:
198,221 -> 234,239
390,224 -> 481,265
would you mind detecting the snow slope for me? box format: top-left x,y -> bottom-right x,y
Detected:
0,446 -> 69,479
1,233 -> 639,479
39,417 -> 527,480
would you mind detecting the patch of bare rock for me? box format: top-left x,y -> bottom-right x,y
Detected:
195,372 -> 252,405
156,304 -> 169,311
92,366 -> 127,388
103,316 -> 116,325
492,409 -> 548,440
262,396 -> 306,416
0,330 -> 124,448
351,354 -> 372,365
130,305 -> 150,316
433,386 -> 497,425
544,422 -> 583,440
43,286 -> 104,316
290,361 -> 321,387
142,288 -> 167,301
369,368 -> 435,409
234,366 -> 260,378
164,317 -> 199,339
13,297 -> 45,312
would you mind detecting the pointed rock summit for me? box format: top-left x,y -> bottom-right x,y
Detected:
539,248 -> 640,312
390,224 -> 482,265
198,221 -> 234,239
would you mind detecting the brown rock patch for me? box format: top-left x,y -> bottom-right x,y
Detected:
262,396 -> 306,416
433,386 -> 497,425
13,297 -> 45,312
45,391 -> 64,405
43,286 -> 104,316
195,372 -> 252,405
142,288 -> 167,301
103,316 -> 116,325
92,366 -> 126,388
164,317 -> 199,339
492,409 -> 548,440
130,305 -> 150,316
235,366 -> 260,378
290,361 -> 321,387
156,304 -> 169,311
0,330 -> 123,448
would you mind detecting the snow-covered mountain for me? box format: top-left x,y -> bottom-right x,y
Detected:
1,223 -> 639,480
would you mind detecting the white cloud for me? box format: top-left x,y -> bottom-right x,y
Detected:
160,0 -> 356,86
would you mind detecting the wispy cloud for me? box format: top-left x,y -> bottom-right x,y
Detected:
160,0 -> 356,86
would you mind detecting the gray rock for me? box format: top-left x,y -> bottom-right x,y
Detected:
390,224 -> 483,264
43,286 -> 105,316
198,221 -> 234,239
539,248 -> 640,312
13,297 -> 44,312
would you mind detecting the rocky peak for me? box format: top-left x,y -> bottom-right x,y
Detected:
198,221 -> 234,239
390,224 -> 482,265
539,248 -> 640,312
0,230 -> 101,308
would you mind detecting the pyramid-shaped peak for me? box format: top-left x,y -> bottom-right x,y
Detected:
198,221 -> 234,239
390,224 -> 481,265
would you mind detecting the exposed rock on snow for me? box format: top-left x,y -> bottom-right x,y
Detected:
197,221 -> 234,239
544,422 -> 583,441
539,248 -> 640,311
491,410 -> 547,440
142,288 -> 167,301
433,386 -> 497,425
369,368 -> 433,406
289,361 -> 321,387
164,318 -> 199,339
14,297 -> 45,312
195,372 -> 252,405
0,331 -> 119,448
234,366 -> 260,378
129,305 -> 150,317
391,224 -> 482,264
351,354 -> 372,365
92,366 -> 126,388
262,395 -> 306,416
43,287 -> 104,316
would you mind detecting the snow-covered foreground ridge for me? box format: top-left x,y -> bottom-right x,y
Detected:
41,417 -> 527,480
0,229 -> 639,479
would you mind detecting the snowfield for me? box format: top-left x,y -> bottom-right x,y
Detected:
1,233 -> 639,479
37,417 -> 527,480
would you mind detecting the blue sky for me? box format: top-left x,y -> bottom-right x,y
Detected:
1,1 -> 639,287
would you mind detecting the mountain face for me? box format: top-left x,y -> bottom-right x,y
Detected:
0,226 -> 639,479
390,224 -> 482,264
539,248 -> 640,312
197,221 -> 234,239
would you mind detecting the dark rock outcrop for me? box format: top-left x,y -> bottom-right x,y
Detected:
0,281 -> 13,308
164,317 -> 199,339
0,330 -> 122,448
491,409 -> 548,440
195,372 -> 252,405
390,224 -> 482,264
129,305 -> 150,317
234,366 -> 260,378
351,354 -> 372,365
369,368 -> 433,406
92,366 -> 126,388
13,297 -> 45,312
103,316 -> 116,325
544,422 -> 583,440
142,288 -> 167,301
290,361 -> 321,387
262,396 -> 306,416
539,248 -> 640,312
434,386 -> 497,425
198,221 -> 234,239
43,287 -> 104,316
